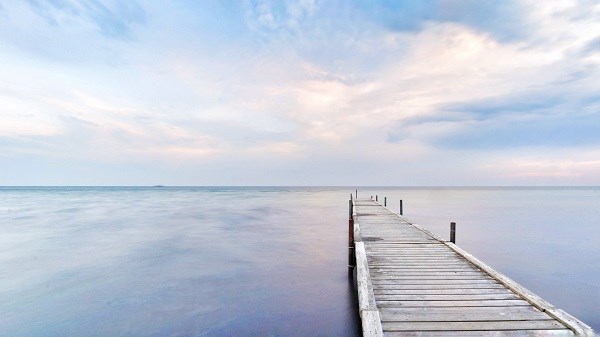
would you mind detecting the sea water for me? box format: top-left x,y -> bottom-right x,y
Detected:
1,187 -> 598,336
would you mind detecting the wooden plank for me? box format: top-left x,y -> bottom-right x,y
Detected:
379,306 -> 546,315
354,239 -> 384,337
370,271 -> 482,276
371,279 -> 498,285
367,246 -> 452,250
368,254 -> 463,258
369,264 -> 476,268
370,267 -> 479,272
356,242 -> 377,311
384,330 -> 574,336
366,245 -> 448,247
376,293 -> 520,301
368,259 -> 473,263
382,320 -> 567,331
367,253 -> 461,257
376,299 -> 532,308
373,288 -> 514,295
361,310 -> 384,337
373,283 -> 506,291
371,272 -> 492,280
369,262 -> 475,266
380,311 -> 553,322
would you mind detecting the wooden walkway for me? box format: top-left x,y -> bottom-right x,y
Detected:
351,198 -> 594,336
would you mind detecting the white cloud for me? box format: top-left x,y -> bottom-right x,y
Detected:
0,1 -> 599,184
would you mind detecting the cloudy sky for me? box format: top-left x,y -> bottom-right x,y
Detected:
1,0 -> 599,185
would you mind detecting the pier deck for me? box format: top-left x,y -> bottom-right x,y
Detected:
351,198 -> 593,336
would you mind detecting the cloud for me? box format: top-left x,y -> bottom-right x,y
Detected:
24,0 -> 146,39
481,149 -> 600,182
0,1 -> 599,184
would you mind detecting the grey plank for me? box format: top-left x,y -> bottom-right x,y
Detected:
382,320 -> 567,331
379,306 -> 546,315
376,293 -> 520,301
374,283 -> 505,290
370,264 -> 476,268
370,270 -> 482,275
371,272 -> 491,280
383,330 -> 574,336
371,279 -> 499,285
373,288 -> 514,295
370,267 -> 479,272
376,299 -> 532,308
380,311 -> 553,322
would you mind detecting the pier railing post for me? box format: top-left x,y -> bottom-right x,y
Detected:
348,199 -> 355,270
450,222 -> 456,244
399,200 -> 403,215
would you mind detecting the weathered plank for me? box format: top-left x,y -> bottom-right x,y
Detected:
361,310 -> 384,337
373,283 -> 505,290
373,288 -> 514,295
376,293 -> 521,301
382,320 -> 567,331
384,330 -> 574,336
370,270 -> 487,276
376,299 -> 532,308
355,240 -> 383,337
379,306 -> 546,315
380,311 -> 553,322
371,274 -> 486,279
371,279 -> 499,285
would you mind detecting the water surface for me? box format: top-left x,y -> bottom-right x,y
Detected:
1,186 -> 598,335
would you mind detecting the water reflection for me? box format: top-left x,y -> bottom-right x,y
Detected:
0,187 -> 362,336
1,187 -> 598,335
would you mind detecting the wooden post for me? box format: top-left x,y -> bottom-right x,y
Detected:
349,199 -> 355,270
370,196 -> 372,200
355,189 -> 358,198
375,195 -> 378,202
450,222 -> 456,244
399,200 -> 403,215
384,197 -> 387,207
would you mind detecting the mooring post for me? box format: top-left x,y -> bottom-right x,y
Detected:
450,222 -> 456,244
384,196 -> 387,207
376,195 -> 378,202
355,189 -> 357,198
348,198 -> 355,270
399,199 -> 403,215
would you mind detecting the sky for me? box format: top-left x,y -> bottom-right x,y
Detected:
0,0 -> 599,186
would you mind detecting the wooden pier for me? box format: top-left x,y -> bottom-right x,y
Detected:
349,197 -> 594,336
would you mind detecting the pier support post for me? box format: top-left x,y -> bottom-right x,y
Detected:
450,222 -> 456,244
399,200 -> 403,215
348,199 -> 355,270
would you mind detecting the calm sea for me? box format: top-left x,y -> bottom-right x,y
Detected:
1,186 -> 598,336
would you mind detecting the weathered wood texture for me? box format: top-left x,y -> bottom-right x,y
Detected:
353,199 -> 594,336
